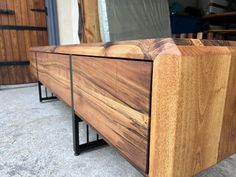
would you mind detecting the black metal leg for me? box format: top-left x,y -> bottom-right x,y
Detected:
72,112 -> 107,156
38,81 -> 57,103
69,55 -> 107,156
38,81 -> 43,103
73,113 -> 80,156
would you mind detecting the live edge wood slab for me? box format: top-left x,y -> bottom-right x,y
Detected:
29,38 -> 236,177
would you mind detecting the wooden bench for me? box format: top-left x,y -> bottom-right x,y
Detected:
29,38 -> 236,177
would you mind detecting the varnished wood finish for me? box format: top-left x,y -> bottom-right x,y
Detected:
77,0 -> 101,43
28,52 -> 37,79
72,56 -> 152,172
0,0 -> 48,85
30,38 -> 236,177
218,48 -> 236,161
37,53 -> 71,106
150,46 -> 234,177
30,38 -> 236,61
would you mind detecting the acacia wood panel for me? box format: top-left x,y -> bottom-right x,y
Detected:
149,46 -> 233,177
30,40 -> 236,177
37,53 -> 71,105
72,56 -> 152,173
30,38 -> 236,62
218,48 -> 236,161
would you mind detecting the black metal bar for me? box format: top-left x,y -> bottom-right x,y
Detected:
86,125 -> 89,143
45,87 -> 48,97
73,114 -> 80,156
30,8 -> 46,13
0,9 -> 15,15
73,113 -> 107,155
0,61 -> 29,67
78,139 -> 107,152
0,25 -> 47,31
70,54 -> 107,156
38,81 -> 57,103
75,114 -> 83,122
38,82 -> 43,103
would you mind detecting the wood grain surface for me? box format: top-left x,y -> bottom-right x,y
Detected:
218,48 -> 236,161
30,38 -> 236,61
37,52 -> 71,106
149,46 -> 235,177
30,38 -> 236,177
72,56 -> 152,173
28,51 -> 37,79
77,0 -> 101,43
0,0 -> 48,85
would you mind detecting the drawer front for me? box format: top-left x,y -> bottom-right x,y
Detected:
72,56 -> 152,173
37,53 -> 71,106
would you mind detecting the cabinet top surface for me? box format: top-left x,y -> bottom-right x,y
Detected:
30,38 -> 236,61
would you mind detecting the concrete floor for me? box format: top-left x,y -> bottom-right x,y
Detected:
0,84 -> 236,177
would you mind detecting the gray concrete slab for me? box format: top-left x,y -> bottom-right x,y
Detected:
0,85 -> 236,177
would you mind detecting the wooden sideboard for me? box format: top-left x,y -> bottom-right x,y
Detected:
29,38 -> 236,177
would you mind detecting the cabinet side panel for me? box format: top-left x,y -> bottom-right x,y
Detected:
150,47 -> 232,177
149,55 -> 181,177
218,49 -> 236,161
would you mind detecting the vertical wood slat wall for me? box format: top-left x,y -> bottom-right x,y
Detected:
0,0 -> 48,85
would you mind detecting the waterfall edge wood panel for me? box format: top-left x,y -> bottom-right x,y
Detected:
0,0 -> 48,85
30,38 -> 236,177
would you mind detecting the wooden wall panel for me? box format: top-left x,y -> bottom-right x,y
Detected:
28,52 -> 37,79
72,56 -> 152,172
37,53 -> 71,105
0,0 -> 48,85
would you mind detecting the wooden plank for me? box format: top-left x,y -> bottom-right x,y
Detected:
197,32 -> 203,39
0,29 -> 9,84
72,56 -> 152,172
1,0 -> 16,84
30,39 -> 236,61
21,0 -> 31,83
6,0 -> 24,84
28,52 -> 37,79
149,46 -> 232,177
13,0 -> 29,84
218,48 -> 236,161
207,32 -> 214,40
0,0 -> 9,84
27,0 -> 39,47
37,52 -> 71,105
187,33 -> 193,38
78,0 -> 101,43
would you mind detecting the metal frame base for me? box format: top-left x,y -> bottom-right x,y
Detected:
38,81 -> 57,103
38,81 -> 106,155
73,113 -> 107,156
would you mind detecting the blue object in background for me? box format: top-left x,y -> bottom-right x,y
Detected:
169,2 -> 185,15
170,15 -> 197,34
